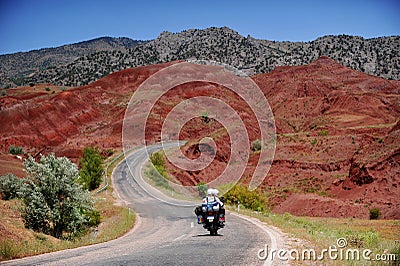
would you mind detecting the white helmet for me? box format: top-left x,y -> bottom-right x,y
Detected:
213,189 -> 219,196
207,188 -> 219,196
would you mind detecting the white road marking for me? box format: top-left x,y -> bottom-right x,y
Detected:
231,212 -> 284,266
173,234 -> 187,242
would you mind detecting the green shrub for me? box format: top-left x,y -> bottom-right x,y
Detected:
1,89 -> 7,96
45,87 -> 51,92
196,182 -> 208,198
79,146 -> 104,191
364,230 -> 379,247
311,138 -> 318,145
21,154 -> 98,239
149,151 -> 168,179
0,174 -> 23,200
369,208 -> 380,220
84,209 -> 101,227
251,139 -> 262,152
224,184 -> 267,212
9,145 -> 23,155
150,152 -> 164,168
146,152 -> 171,190
318,130 -> 329,136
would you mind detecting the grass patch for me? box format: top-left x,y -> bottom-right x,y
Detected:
146,151 -> 172,191
143,161 -> 192,201
226,206 -> 400,265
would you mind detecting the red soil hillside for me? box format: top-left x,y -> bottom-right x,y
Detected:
162,57 -> 400,218
251,56 -> 400,219
0,62 -> 178,160
0,57 -> 399,219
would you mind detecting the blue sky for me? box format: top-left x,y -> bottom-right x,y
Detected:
0,0 -> 399,55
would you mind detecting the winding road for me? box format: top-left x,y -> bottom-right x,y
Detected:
3,143 -> 285,265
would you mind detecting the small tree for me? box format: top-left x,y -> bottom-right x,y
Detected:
79,146 -> 104,191
196,182 -> 208,198
20,154 -> 99,238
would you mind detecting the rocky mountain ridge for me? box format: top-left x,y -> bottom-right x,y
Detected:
1,27 -> 398,88
0,37 -> 145,87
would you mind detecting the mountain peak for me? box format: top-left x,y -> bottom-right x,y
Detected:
309,56 -> 347,69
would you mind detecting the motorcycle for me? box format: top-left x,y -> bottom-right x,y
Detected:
195,200 -> 225,235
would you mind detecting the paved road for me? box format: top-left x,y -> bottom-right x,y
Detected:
3,143 -> 285,265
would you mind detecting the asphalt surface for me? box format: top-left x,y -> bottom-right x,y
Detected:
3,143 -> 285,265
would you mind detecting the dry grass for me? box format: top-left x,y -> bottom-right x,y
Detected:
226,206 -> 400,265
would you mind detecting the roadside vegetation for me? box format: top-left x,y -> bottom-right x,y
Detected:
79,146 -> 104,191
148,174 -> 399,265
223,184 -> 266,212
229,206 -> 399,265
0,150 -> 135,261
8,145 -> 23,155
216,183 -> 399,265
146,151 -> 172,191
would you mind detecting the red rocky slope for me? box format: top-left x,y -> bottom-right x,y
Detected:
1,57 -> 399,218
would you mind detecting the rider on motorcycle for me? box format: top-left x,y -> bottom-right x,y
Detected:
202,188 -> 223,206
195,188 -> 225,225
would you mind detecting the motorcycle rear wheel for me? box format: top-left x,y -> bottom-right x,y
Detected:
210,226 -> 218,236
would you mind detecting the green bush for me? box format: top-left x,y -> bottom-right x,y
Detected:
0,174 -> 23,200
369,208 -> 380,220
318,130 -> 329,136
84,209 -> 101,227
150,152 -> 164,167
1,89 -> 7,96
224,184 -> 267,212
196,182 -> 208,198
79,146 -> 104,191
311,138 -> 318,145
9,145 -> 23,155
149,151 -> 168,178
251,139 -> 262,152
21,154 -> 98,239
